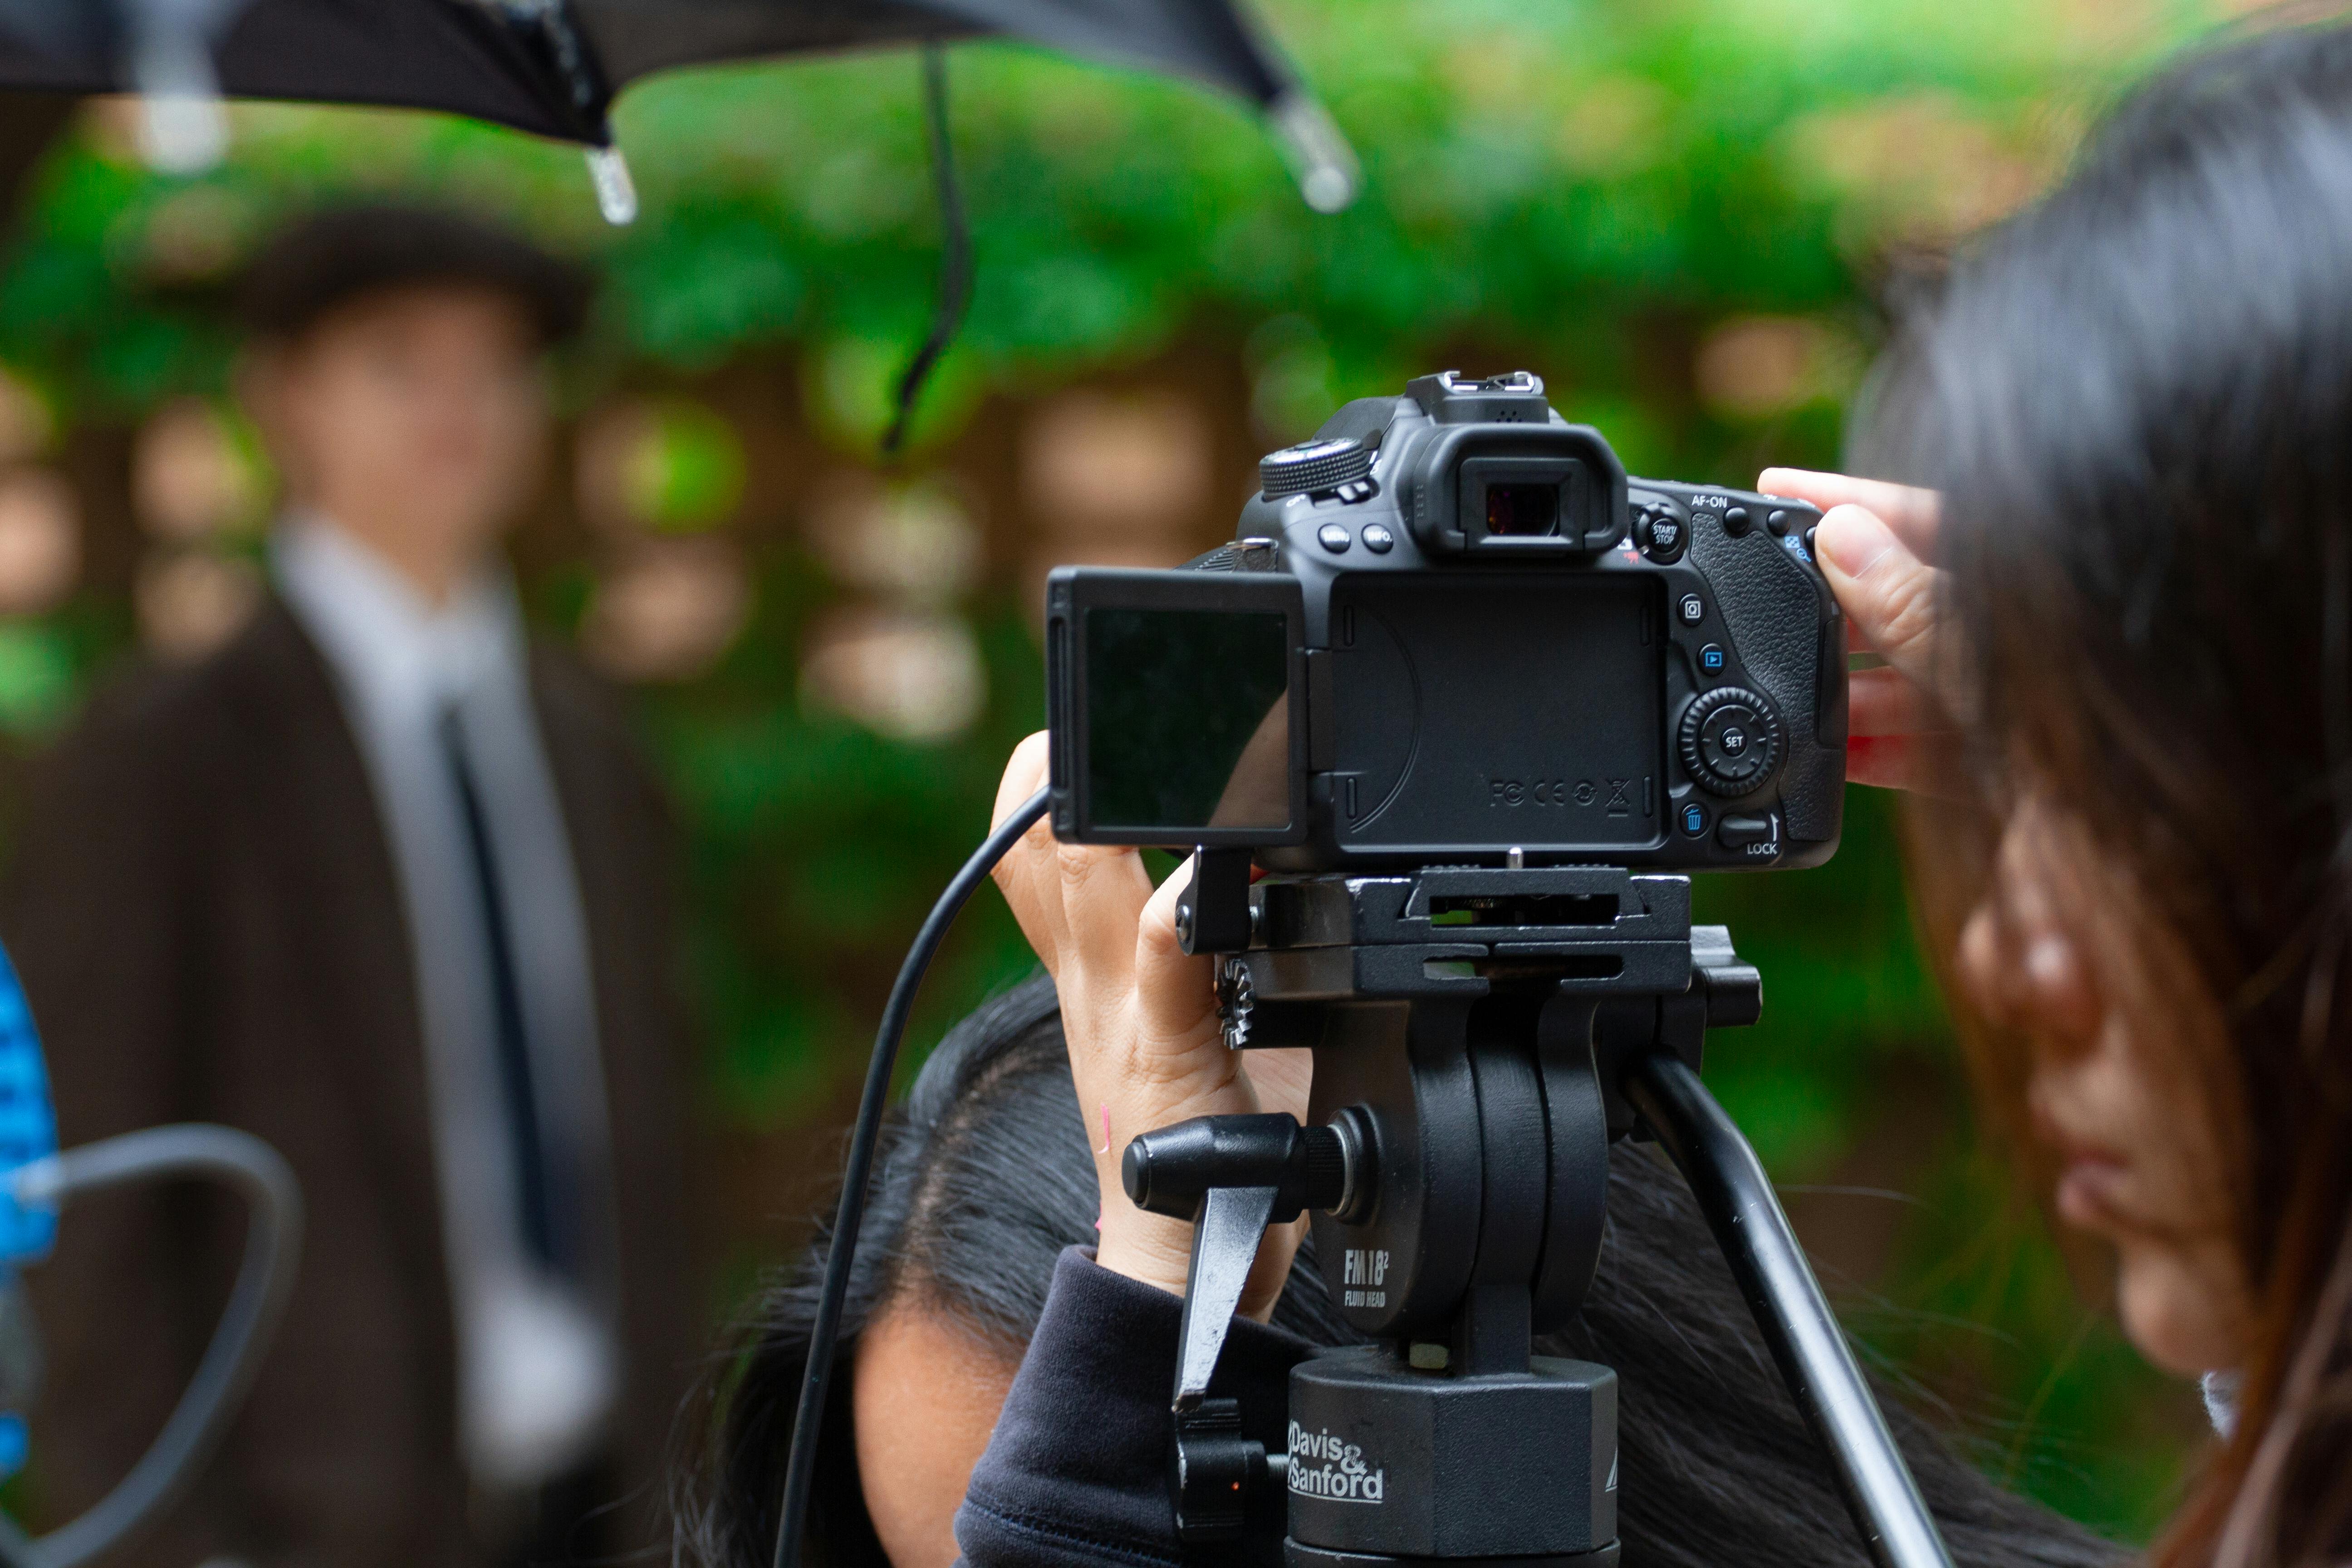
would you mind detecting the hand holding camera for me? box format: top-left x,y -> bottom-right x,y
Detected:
989,733 -> 1314,1318
1760,469 -> 1950,796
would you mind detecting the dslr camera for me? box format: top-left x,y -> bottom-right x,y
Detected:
1046,370 -> 1848,870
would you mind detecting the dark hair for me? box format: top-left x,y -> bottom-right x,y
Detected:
679,971 -> 2116,1568
1859,19 -> 2352,1566
237,202 -> 592,346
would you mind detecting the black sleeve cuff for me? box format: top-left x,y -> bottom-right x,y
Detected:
955,1247 -> 1308,1568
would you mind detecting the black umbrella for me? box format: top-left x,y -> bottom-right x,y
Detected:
0,0 -> 1357,215
0,0 -> 1357,450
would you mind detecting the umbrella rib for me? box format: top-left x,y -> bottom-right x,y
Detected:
880,40 -> 972,460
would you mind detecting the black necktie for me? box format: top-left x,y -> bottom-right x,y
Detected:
441,708 -> 566,1274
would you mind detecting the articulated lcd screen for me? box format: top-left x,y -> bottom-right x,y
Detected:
1084,607 -> 1291,833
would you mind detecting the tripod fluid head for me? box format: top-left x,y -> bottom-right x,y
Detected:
1124,855 -> 1951,1568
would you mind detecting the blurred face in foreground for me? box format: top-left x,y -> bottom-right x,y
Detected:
1955,795 -> 2252,1377
245,284 -> 549,601
1773,470 -> 2259,1382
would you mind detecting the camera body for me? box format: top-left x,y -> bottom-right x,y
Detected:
1047,371 -> 1846,871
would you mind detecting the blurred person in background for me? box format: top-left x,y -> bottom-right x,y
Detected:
0,205 -> 700,1568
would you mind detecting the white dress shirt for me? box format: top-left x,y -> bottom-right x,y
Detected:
274,518 -> 619,1492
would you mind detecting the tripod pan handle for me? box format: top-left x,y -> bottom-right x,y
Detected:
1174,1183 -> 1279,1409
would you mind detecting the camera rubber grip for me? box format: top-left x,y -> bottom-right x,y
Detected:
1684,514 -> 1842,843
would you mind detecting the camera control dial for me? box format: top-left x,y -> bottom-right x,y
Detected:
1260,436 -> 1374,499
1679,686 -> 1783,797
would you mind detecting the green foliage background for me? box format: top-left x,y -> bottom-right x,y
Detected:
0,0 -> 2239,1543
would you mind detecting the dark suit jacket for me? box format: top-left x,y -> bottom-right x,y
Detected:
2,598 -> 701,1568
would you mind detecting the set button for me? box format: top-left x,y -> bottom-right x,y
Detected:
1699,706 -> 1767,783
1677,685 -> 1785,797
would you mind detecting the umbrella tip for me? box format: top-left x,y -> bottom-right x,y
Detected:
586,145 -> 638,226
133,32 -> 230,175
140,93 -> 230,176
1269,91 -> 1360,214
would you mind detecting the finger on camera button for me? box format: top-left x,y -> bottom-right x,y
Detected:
1756,468 -> 1941,558
1816,508 -> 1940,678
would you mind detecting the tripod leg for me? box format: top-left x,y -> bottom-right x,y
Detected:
1625,1052 -> 1954,1568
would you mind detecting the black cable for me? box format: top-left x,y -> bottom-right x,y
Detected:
1624,1052 -> 1952,1568
772,786 -> 1049,1568
881,41 -> 972,460
10,1125 -> 304,1568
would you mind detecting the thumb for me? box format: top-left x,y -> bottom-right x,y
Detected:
1132,860 -> 1222,1050
1813,503 -> 1942,683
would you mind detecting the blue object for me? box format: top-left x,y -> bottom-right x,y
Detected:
0,942 -> 57,1267
0,1411 -> 26,1479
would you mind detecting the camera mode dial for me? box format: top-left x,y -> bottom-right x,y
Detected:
1678,686 -> 1783,797
1260,437 -> 1374,499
